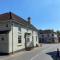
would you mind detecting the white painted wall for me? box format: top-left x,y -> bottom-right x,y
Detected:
0,19 -> 38,53
33,31 -> 38,46
0,20 -> 38,53
8,22 -> 38,53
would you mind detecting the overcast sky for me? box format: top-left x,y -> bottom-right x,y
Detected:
0,0 -> 60,31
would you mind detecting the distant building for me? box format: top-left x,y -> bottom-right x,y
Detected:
0,12 -> 38,54
38,30 -> 58,43
57,35 -> 60,42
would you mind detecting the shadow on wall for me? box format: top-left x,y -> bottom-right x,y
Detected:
46,51 -> 60,60
25,41 -> 34,51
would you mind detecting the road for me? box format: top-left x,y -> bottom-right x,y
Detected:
0,43 -> 60,60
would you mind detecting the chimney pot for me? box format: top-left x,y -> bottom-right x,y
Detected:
27,17 -> 31,24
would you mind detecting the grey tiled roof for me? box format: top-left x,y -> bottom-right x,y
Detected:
0,12 -> 38,31
38,30 -> 54,34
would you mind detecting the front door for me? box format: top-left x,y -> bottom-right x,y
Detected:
25,35 -> 30,48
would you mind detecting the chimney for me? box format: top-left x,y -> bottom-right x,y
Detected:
27,17 -> 31,24
9,12 -> 12,19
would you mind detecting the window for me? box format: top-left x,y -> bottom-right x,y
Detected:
52,34 -> 54,36
52,38 -> 54,42
39,38 -> 42,43
18,36 -> 21,43
42,35 -> 44,37
42,38 -> 44,43
47,34 -> 49,37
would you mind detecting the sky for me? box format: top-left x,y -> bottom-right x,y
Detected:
0,0 -> 60,31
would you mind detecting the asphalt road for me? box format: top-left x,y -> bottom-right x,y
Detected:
0,44 -> 60,60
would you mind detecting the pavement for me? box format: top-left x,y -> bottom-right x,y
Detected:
0,43 -> 60,60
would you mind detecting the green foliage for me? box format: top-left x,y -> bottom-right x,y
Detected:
56,30 -> 60,36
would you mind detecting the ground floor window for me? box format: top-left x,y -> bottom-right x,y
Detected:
18,36 -> 21,43
39,38 -> 42,43
42,38 -> 45,43
52,38 -> 54,43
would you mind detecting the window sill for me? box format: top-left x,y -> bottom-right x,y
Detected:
17,44 -> 22,46
18,32 -> 21,34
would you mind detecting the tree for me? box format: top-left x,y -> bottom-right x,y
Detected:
56,30 -> 60,36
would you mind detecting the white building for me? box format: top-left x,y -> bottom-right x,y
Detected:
38,30 -> 58,43
0,12 -> 38,54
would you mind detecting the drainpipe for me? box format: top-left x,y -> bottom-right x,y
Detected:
32,30 -> 34,48
12,22 -> 13,54
25,24 -> 28,50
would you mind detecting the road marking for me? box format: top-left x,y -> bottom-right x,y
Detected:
31,45 -> 58,60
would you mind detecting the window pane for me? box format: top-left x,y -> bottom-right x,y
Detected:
18,36 -> 21,43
